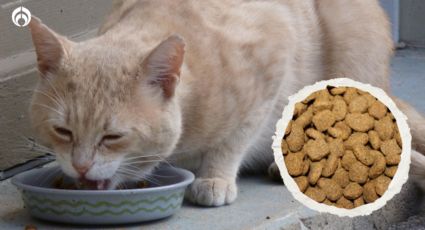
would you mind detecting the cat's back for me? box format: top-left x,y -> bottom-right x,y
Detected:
99,0 -> 322,113
100,0 -> 318,51
98,0 -> 323,153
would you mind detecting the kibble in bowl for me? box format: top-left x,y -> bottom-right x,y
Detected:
272,78 -> 411,217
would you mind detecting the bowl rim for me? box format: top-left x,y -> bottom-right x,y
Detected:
11,166 -> 194,196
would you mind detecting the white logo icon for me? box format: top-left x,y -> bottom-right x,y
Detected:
12,6 -> 31,27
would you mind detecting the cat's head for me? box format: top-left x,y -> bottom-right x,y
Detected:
28,17 -> 185,189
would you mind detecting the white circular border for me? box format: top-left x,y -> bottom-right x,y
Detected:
271,78 -> 411,217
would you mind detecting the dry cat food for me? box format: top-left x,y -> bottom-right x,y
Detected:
282,86 -> 402,209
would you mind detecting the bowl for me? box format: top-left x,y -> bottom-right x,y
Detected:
12,166 -> 194,225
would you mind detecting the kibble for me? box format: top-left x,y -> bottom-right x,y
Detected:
385,166 -> 398,178
294,176 -> 309,192
380,139 -> 401,156
305,187 -> 326,203
374,175 -> 391,196
285,151 -> 305,177
317,178 -> 343,201
368,130 -> 381,150
344,132 -> 369,150
375,116 -> 394,141
333,167 -> 350,188
343,182 -> 363,200
308,159 -> 326,185
305,139 -> 330,161
336,196 -> 354,209
354,197 -> 365,208
369,150 -> 386,179
363,181 -> 378,203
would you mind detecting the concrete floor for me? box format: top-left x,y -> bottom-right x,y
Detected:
1,48 -> 425,229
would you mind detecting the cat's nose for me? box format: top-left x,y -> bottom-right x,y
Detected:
72,164 -> 91,176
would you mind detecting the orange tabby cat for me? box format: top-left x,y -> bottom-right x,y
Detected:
28,0 -> 425,206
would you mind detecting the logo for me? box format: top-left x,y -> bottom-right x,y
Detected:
11,6 -> 31,27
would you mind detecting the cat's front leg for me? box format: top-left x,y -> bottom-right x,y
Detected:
185,145 -> 245,206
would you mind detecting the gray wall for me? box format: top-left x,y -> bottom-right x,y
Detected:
380,0 -> 400,43
0,0 -> 113,170
400,0 -> 425,47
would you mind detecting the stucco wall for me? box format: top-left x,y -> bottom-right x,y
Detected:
400,0 -> 425,47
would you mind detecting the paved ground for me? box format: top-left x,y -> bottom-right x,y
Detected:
0,48 -> 425,229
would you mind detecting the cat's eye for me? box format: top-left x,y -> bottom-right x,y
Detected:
53,126 -> 72,141
101,134 -> 123,144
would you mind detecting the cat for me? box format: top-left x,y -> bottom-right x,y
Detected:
28,0 -> 425,206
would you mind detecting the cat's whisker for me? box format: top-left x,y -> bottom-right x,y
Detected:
33,165 -> 55,186
11,134 -> 56,154
115,177 -> 127,190
123,152 -> 177,169
169,150 -> 193,155
122,157 -> 162,162
22,140 -> 55,154
32,103 -> 64,117
143,172 -> 177,178
10,148 -> 55,156
120,160 -> 164,165
117,167 -> 141,175
152,157 -> 176,169
119,166 -> 175,179
36,166 -> 61,186
114,173 -> 134,190
116,167 -> 141,179
24,146 -> 56,155
42,167 -> 63,186
32,118 -> 63,128
31,89 -> 64,109
122,154 -> 163,161
121,159 -> 161,165
44,76 -> 66,106
117,167 -> 163,184
23,138 -> 52,150
117,170 -> 161,186
12,139 -> 44,149
115,170 -> 141,180
108,176 -> 117,190
121,158 -> 164,164
119,164 -> 141,171
143,174 -> 162,185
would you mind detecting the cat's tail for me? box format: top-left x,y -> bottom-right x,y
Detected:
395,98 -> 425,190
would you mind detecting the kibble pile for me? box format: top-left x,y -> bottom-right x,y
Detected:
282,86 -> 402,209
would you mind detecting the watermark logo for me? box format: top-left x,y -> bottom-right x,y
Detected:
11,6 -> 31,27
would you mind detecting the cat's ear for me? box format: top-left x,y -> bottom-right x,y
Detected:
142,35 -> 185,99
28,16 -> 70,76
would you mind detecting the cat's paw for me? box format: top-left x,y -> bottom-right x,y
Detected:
186,177 -> 237,206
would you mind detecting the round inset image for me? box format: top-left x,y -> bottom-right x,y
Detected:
272,78 -> 411,217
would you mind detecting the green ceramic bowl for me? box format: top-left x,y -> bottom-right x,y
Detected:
12,166 -> 194,225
